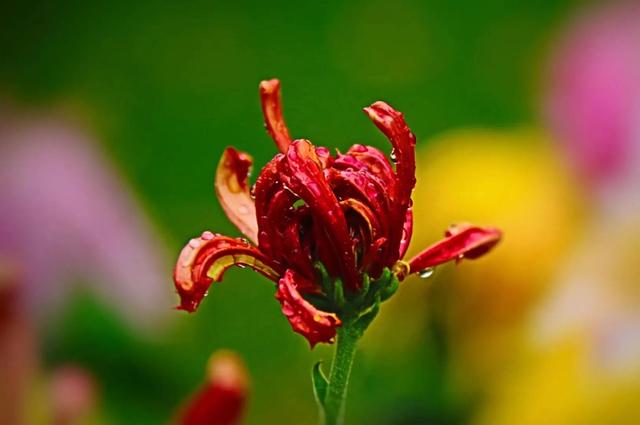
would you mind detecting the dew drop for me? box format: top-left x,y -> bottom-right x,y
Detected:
188,238 -> 201,249
418,267 -> 434,279
201,231 -> 214,240
250,184 -> 256,199
389,149 -> 397,163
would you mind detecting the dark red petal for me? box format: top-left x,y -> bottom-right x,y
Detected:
275,269 -> 341,348
259,79 -> 291,153
174,232 -> 281,312
282,215 -> 316,284
260,188 -> 303,272
343,144 -> 397,191
280,140 -> 360,291
326,168 -> 390,233
340,198 -> 381,242
253,154 -> 285,254
178,351 -> 248,425
363,102 -> 417,263
403,225 -> 502,280
215,147 -> 258,244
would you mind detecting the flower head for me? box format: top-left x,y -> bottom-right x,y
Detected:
173,79 -> 501,347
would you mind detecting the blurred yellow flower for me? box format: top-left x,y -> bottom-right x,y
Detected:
474,335 -> 640,425
369,128 -> 584,388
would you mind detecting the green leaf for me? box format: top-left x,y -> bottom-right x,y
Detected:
312,361 -> 329,408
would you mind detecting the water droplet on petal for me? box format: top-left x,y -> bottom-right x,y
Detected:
201,231 -> 214,240
188,238 -> 201,249
250,184 -> 256,199
418,267 -> 434,279
389,149 -> 397,163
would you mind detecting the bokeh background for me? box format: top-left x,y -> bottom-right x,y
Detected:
1,0 -> 639,424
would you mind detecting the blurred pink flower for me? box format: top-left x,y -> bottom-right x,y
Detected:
543,1 -> 640,193
50,365 -> 98,425
0,106 -> 172,329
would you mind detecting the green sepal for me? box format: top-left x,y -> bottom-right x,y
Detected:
353,274 -> 370,305
312,361 -> 329,408
351,296 -> 381,337
314,261 -> 332,295
333,278 -> 345,309
380,274 -> 399,301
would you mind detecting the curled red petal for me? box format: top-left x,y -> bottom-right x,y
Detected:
275,269 -> 341,348
340,198 -> 381,271
280,139 -> 360,291
259,79 -> 291,153
398,208 -> 413,259
253,154 -> 286,255
404,225 -> 502,280
215,147 -> 258,244
328,168 -> 391,234
363,102 -> 416,201
174,232 -> 281,312
343,144 -> 397,191
363,101 -> 417,263
178,351 -> 249,425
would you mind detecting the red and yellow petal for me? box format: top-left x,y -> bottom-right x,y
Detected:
402,224 -> 502,280
215,147 -> 258,244
174,232 -> 281,312
275,269 -> 341,348
259,79 -> 291,153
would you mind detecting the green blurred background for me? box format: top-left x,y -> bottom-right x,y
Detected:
6,1 -> 640,424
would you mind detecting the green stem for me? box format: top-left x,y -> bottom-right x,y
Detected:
323,323 -> 360,425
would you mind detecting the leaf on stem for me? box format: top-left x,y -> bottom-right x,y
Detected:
311,361 -> 329,409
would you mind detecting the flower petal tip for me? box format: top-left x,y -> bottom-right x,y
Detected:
259,78 -> 280,94
259,79 -> 291,153
406,224 -> 502,277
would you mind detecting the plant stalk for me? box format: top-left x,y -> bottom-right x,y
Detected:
322,323 -> 360,425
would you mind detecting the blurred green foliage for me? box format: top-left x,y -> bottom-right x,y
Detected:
0,0 -> 582,423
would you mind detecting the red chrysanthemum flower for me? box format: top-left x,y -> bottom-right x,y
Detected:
174,79 -> 502,347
